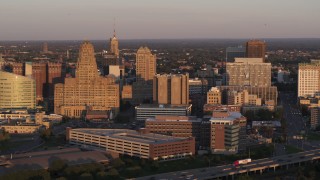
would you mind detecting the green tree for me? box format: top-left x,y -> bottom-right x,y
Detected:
112,158 -> 125,169
40,128 -> 52,140
96,171 -> 107,180
106,168 -> 119,178
150,161 -> 159,171
79,172 -> 93,180
48,159 -> 68,177
238,174 -> 252,180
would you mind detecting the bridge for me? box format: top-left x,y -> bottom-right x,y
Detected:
136,148 -> 320,180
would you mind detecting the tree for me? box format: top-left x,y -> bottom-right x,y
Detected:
40,128 -> 52,140
150,161 -> 159,171
106,168 -> 119,178
48,159 -> 68,177
79,173 -> 93,180
96,171 -> 107,180
112,158 -> 125,169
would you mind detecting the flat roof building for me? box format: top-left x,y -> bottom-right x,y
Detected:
67,128 -> 195,160
298,60 -> 320,97
208,110 -> 247,153
145,115 -> 202,144
135,104 -> 192,121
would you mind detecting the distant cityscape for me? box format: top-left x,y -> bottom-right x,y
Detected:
1,31 -> 320,179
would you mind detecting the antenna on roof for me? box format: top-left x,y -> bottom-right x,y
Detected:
113,17 -> 116,38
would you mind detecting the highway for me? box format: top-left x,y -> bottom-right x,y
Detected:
136,148 -> 320,180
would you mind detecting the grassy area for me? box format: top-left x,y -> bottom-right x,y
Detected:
0,140 -> 32,151
307,132 -> 320,141
35,135 -> 66,151
285,145 -> 303,154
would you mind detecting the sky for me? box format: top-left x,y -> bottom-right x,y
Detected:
0,0 -> 320,40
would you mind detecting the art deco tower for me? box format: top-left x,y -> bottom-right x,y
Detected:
54,41 -> 120,117
136,46 -> 156,83
110,29 -> 119,58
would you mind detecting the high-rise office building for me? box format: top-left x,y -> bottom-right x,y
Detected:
298,60 -> 320,97
54,41 -> 120,117
226,46 -> 246,62
32,63 -> 47,102
110,30 -> 119,58
0,71 -> 36,109
153,74 -> 189,105
136,46 -> 156,83
226,58 -> 271,87
246,40 -> 266,61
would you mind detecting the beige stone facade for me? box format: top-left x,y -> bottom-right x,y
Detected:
136,46 -> 156,83
207,87 -> 221,104
227,90 -> 261,106
54,41 -> 119,118
226,58 -> 271,87
153,74 -> 189,105
298,60 -> 320,97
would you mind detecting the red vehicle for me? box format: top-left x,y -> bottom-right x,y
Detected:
233,158 -> 252,167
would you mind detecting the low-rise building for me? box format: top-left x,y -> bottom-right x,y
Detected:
67,128 -> 195,160
203,104 -> 241,115
208,110 -> 247,153
135,104 -> 192,121
1,123 -> 44,134
189,78 -> 208,95
310,107 -> 320,129
207,87 -> 222,104
145,116 -> 202,144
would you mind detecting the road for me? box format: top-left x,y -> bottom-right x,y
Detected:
278,92 -> 318,151
136,148 -> 320,180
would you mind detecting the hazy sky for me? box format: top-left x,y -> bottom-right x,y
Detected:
1,0 -> 320,40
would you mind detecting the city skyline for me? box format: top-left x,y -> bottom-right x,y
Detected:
1,0 -> 320,40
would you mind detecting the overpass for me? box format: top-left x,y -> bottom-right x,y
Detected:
136,148 -> 320,180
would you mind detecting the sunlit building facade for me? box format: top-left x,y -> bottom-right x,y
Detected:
0,71 -> 36,109
54,41 -> 120,118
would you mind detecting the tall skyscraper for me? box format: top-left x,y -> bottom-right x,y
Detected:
298,60 -> 320,97
226,46 -> 246,62
32,63 -> 47,102
110,29 -> 119,58
0,71 -> 36,109
54,41 -> 119,117
136,46 -> 156,83
246,40 -> 266,61
226,58 -> 271,87
153,74 -> 189,105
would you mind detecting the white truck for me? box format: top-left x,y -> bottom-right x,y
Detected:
233,158 -> 252,167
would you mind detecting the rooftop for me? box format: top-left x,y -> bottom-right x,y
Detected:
210,111 -> 244,122
71,128 -> 190,145
146,115 -> 201,123
136,104 -> 192,109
